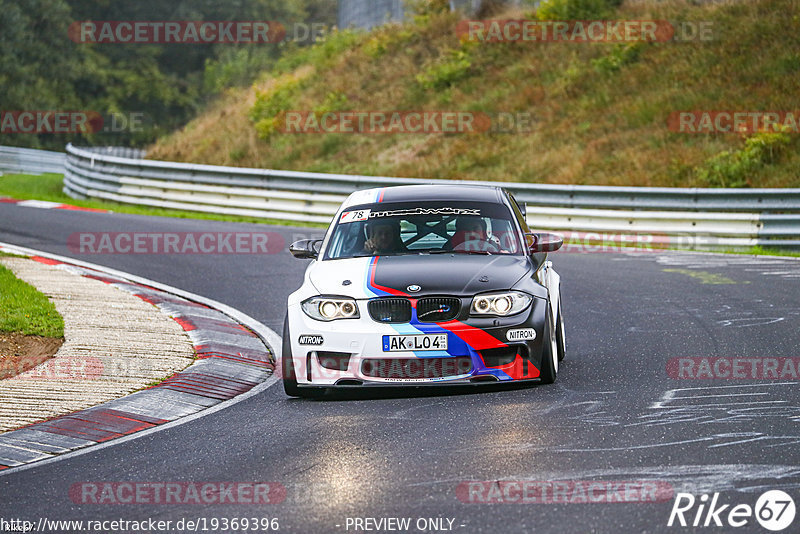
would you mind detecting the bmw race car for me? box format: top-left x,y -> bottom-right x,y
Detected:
282,184 -> 565,397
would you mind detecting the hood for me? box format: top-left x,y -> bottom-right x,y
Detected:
307,254 -> 531,298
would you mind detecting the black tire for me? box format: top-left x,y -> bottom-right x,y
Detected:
539,304 -> 559,385
282,315 -> 325,398
556,291 -> 566,362
282,316 -> 301,397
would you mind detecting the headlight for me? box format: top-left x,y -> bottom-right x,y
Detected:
302,296 -> 360,321
470,291 -> 531,317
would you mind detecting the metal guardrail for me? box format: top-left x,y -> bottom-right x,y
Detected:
0,146 -> 65,175
59,143 -> 800,250
0,146 -> 144,175
79,146 -> 146,159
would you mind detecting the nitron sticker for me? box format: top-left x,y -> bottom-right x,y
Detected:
298,334 -> 324,346
506,329 -> 536,341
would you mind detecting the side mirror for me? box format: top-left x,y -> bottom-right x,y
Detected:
289,239 -> 322,259
527,232 -> 563,253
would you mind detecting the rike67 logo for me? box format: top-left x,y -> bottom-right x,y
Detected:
668,490 -> 796,531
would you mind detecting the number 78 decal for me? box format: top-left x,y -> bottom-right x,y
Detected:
340,210 -> 371,223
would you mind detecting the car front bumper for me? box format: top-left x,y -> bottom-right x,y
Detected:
285,297 -> 548,387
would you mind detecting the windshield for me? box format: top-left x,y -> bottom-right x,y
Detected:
323,201 -> 523,260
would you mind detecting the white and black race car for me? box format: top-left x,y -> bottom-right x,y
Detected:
282,184 -> 565,397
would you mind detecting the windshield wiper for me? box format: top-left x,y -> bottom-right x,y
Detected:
428,249 -> 492,255
344,251 -> 425,258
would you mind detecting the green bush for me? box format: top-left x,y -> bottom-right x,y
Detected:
229,147 -> 248,162
416,47 -> 473,90
250,76 -> 304,139
313,92 -> 350,115
695,130 -> 793,187
204,48 -> 277,93
363,27 -> 417,58
536,0 -> 623,20
273,29 -> 363,75
592,42 -> 644,74
407,0 -> 450,19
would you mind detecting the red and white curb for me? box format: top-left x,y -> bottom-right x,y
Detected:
0,197 -> 108,213
0,242 -> 281,474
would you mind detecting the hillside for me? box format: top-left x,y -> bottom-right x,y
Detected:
149,0 -> 800,188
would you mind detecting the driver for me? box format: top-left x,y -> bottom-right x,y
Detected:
450,216 -> 488,249
363,219 -> 405,255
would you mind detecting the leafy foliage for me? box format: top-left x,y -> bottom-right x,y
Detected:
151,0 -> 800,188
251,75 -> 306,139
536,0 -> 623,20
0,0 -> 337,149
695,130 -> 794,188
591,42 -> 644,74
416,45 -> 474,90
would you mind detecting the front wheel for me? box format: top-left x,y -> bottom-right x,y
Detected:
556,291 -> 566,362
282,316 -> 301,397
282,315 -> 325,398
539,304 -> 559,384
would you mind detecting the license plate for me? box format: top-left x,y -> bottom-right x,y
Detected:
383,334 -> 448,352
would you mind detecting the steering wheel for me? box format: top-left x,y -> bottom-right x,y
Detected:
453,238 -> 501,252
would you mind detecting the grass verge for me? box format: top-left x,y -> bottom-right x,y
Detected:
0,173 -> 326,228
723,245 -> 800,258
0,262 -> 64,338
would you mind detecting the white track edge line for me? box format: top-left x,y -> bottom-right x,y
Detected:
0,241 -> 283,477
0,242 -> 282,359
0,375 -> 280,478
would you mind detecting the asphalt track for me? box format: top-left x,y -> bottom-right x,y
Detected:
1,203 -> 800,534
